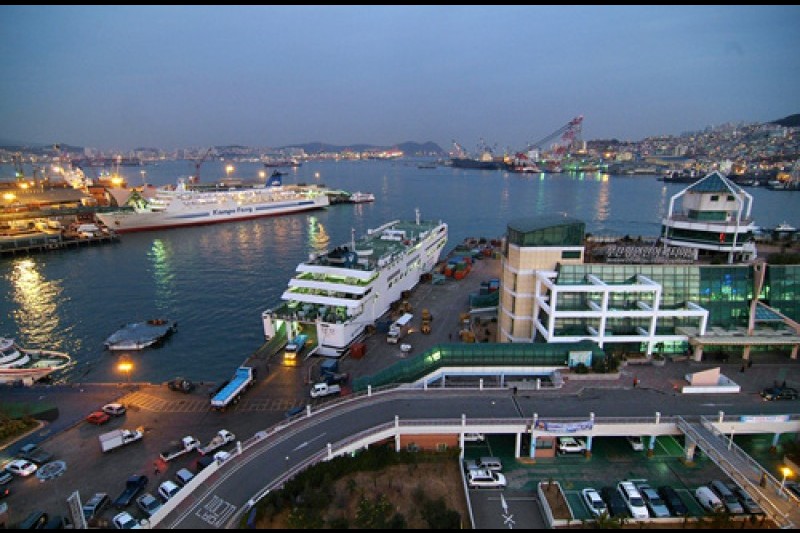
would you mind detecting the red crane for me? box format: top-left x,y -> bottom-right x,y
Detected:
191,148 -> 214,184
527,115 -> 584,157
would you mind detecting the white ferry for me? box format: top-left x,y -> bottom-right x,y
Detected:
262,210 -> 448,357
96,176 -> 329,233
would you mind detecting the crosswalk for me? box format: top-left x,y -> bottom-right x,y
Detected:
121,390 -> 305,413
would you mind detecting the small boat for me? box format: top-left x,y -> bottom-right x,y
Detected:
104,319 -> 178,351
0,337 -> 71,384
349,191 -> 375,203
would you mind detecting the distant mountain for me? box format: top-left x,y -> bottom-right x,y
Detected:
281,141 -> 445,157
769,114 -> 800,128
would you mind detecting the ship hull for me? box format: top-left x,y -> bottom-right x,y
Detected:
450,158 -> 509,170
97,195 -> 328,233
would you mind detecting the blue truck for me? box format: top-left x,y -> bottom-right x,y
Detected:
210,366 -> 255,409
283,334 -> 308,366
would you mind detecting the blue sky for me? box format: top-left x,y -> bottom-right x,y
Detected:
1,5 -> 798,151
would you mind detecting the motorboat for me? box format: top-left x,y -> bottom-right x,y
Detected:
0,337 -> 71,384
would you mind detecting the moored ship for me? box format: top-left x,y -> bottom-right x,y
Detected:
262,210 -> 448,357
0,337 -> 71,385
96,177 -> 329,233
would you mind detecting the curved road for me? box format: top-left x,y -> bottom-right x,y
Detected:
161,386 -> 797,529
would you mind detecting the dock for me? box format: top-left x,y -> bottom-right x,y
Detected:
0,231 -> 119,257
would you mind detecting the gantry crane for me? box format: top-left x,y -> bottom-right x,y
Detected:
526,115 -> 584,158
191,148 -> 214,183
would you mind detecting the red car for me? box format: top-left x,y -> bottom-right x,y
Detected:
86,411 -> 111,425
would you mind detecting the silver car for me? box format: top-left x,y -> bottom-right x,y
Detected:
638,484 -> 670,517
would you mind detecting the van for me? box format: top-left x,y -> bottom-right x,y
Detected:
477,457 -> 502,471
82,492 -> 110,521
617,481 -> 649,519
695,485 -> 724,513
709,480 -> 744,514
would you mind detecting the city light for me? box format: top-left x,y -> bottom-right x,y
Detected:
779,465 -> 793,494
118,359 -> 133,383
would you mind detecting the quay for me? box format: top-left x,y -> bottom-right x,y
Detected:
0,230 -> 119,257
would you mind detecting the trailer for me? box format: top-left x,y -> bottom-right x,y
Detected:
159,436 -> 200,462
210,366 -> 255,409
198,429 -> 236,456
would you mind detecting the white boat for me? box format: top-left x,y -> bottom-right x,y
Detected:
0,337 -> 71,384
262,210 -> 448,357
95,177 -> 329,233
349,191 -> 375,203
104,319 -> 178,351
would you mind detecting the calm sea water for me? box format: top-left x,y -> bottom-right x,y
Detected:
1,160 -> 798,384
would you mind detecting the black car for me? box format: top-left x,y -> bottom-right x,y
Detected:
658,485 -> 688,516
599,486 -> 628,518
168,378 -> 196,394
16,443 -> 54,465
760,386 -> 799,401
113,474 -> 148,509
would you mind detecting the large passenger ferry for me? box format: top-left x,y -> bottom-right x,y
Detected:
96,176 -> 329,233
262,210 -> 448,357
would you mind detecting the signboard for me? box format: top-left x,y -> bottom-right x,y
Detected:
535,419 -> 593,432
568,350 -> 593,368
738,414 -> 790,423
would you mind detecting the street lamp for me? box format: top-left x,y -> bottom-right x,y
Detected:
225,165 -> 235,180
118,359 -> 133,384
779,466 -> 793,494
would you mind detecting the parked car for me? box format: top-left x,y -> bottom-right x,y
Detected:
284,405 -> 305,419
168,378 -> 195,394
82,492 -> 110,521
709,479 -> 744,514
658,486 -> 688,516
626,435 -> 645,451
16,510 -> 49,529
195,455 -> 214,472
113,474 -> 148,509
600,486 -> 629,518
158,480 -> 180,502
0,471 -> 13,485
557,436 -> 586,454
637,483 -> 670,517
462,433 -> 485,442
730,484 -> 763,515
86,411 -> 111,425
112,511 -> 141,530
175,468 -> 194,487
466,468 -> 506,488
581,487 -> 608,517
695,485 -> 724,513
136,492 -> 162,517
16,443 -> 54,465
760,386 -> 798,401
617,481 -> 649,519
477,456 -> 503,471
102,403 -> 127,417
5,459 -> 38,477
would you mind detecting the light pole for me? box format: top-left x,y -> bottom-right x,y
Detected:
779,466 -> 793,495
118,359 -> 133,385
225,165 -> 235,182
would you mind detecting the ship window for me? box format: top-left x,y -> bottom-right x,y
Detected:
710,195 -> 719,201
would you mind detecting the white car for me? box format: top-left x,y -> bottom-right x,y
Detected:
581,487 -> 608,517
102,403 -> 127,417
158,480 -> 180,501
617,481 -> 649,519
626,435 -> 644,451
5,459 -> 38,477
557,436 -> 587,454
467,468 -> 506,489
214,450 -> 232,463
112,511 -> 142,529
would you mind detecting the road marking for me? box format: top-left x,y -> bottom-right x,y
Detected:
196,495 -> 237,527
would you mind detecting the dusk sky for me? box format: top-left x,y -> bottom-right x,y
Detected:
1,5 -> 798,152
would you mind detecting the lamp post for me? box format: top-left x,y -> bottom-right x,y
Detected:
225,165 -> 235,182
779,466 -> 793,495
118,359 -> 133,385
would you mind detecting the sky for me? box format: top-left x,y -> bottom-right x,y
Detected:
1,5 -> 799,152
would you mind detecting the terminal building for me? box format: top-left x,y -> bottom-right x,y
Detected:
498,173 -> 800,362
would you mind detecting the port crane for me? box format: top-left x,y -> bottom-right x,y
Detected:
526,115 -> 584,158
190,147 -> 214,183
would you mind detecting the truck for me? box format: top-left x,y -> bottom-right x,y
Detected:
310,382 -> 341,398
159,435 -> 200,462
210,366 -> 255,409
99,428 -> 144,453
283,333 -> 308,366
387,313 -> 413,344
113,474 -> 148,509
198,429 -> 236,456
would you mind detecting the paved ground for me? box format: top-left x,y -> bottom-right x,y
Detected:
2,250 -> 800,528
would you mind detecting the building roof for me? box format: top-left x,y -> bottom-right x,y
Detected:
507,215 -> 585,233
685,171 -> 740,194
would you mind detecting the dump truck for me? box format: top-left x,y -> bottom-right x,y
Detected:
159,436 -> 200,462
387,313 -> 413,344
99,428 -> 144,453
210,366 -> 255,409
198,429 -> 236,456
283,333 -> 308,366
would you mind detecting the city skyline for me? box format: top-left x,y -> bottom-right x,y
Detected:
1,5 -> 798,151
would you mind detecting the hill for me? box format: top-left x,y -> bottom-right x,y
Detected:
770,114 -> 800,128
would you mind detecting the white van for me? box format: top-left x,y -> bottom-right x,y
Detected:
617,481 -> 649,519
695,485 -> 724,512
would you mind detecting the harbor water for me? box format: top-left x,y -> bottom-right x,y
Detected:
1,159 -> 798,384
